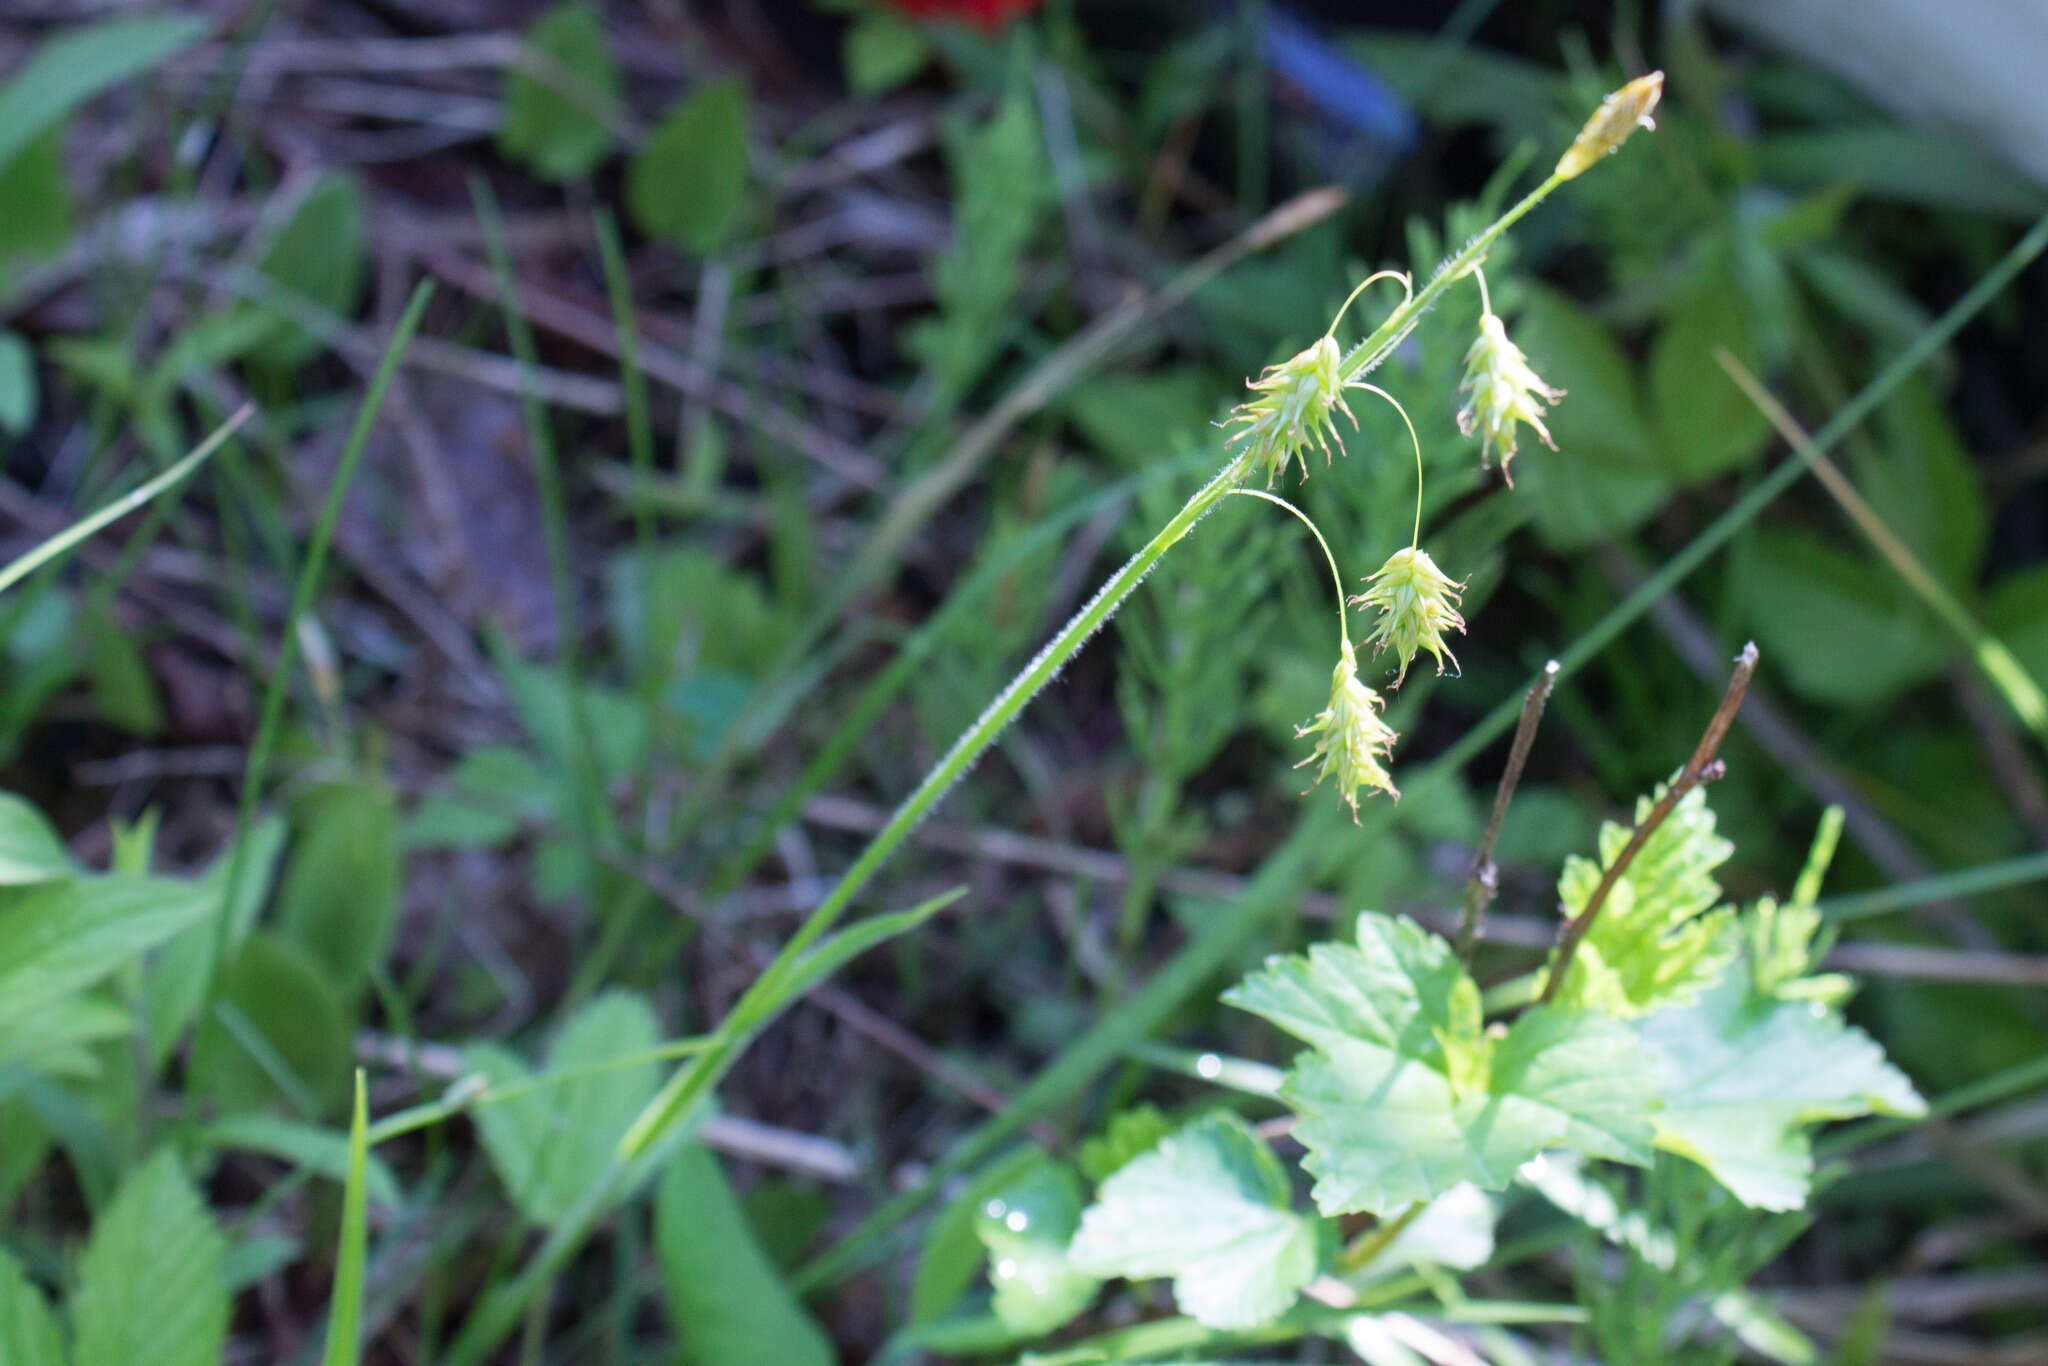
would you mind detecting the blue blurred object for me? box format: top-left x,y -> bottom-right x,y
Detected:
1261,4 -> 1420,186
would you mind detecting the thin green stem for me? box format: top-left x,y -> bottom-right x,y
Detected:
0,405 -> 250,598
1348,381 -> 1425,548
209,284 -> 432,983
1228,489 -> 1350,649
620,453 -> 1254,1157
1335,1200 -> 1424,1273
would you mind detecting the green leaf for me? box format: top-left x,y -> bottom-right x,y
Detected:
0,330 -> 37,436
0,875 -> 213,1039
320,1072 -> 371,1366
1507,286 -> 1669,550
0,791 -> 70,884
1636,968 -> 1925,1211
1545,784 -> 1737,1018
470,990 -> 661,1226
844,11 -> 928,95
907,84 -> 1048,394
0,15 -> 208,177
974,1153 -> 1099,1336
1861,377 -> 1987,588
273,780 -> 400,998
1077,1104 -> 1175,1183
206,1110 -> 399,1210
71,1150 -> 228,1366
143,817 -> 287,1067
0,1247 -> 65,1366
189,932 -> 352,1118
1649,266 -> 1771,483
0,131 -> 73,268
1742,526 -> 1946,706
249,173 -> 368,368
500,2 -> 621,181
1068,1112 -> 1313,1331
0,993 -> 128,1080
1756,126 -> 2048,221
76,599 -> 164,736
911,1146 -> 1043,1324
1227,914 -> 1658,1216
628,78 -> 752,253
655,1144 -> 836,1366
1989,565 -> 2048,692
1349,1183 -> 1495,1280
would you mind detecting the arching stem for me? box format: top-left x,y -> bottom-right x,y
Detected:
1229,488 -> 1352,650
1347,381 -> 1427,549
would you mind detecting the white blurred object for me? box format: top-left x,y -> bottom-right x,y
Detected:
1700,0 -> 2048,186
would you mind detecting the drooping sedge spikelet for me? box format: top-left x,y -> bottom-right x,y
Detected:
1556,71 -> 1664,181
1225,335 -> 1356,487
1457,312 -> 1563,483
1295,642 -> 1399,817
1353,546 -> 1466,686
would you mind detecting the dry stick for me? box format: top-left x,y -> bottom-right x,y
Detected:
1539,642 -> 1760,1005
1457,660 -> 1559,963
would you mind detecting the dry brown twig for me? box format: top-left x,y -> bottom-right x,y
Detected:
1539,642 -> 1759,1005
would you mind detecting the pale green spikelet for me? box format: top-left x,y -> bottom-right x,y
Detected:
1352,546 -> 1466,686
1456,312 -> 1564,483
1295,642 -> 1399,817
1556,71 -> 1664,181
1225,335 -> 1356,487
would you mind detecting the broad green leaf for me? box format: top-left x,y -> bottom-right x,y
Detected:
655,1144 -> 836,1366
628,78 -> 752,253
0,330 -> 37,436
0,993 -> 127,1079
974,1153 -> 1099,1336
189,932 -> 352,1118
912,1146 -> 1043,1324
1068,1112 -> 1313,1331
1742,526 -> 1945,706
1990,565 -> 2048,690
206,1111 -> 399,1209
71,1150 -> 228,1366
1649,265 -> 1771,483
0,16 -> 207,177
1227,914 -> 1658,1216
249,173 -> 368,367
499,2 -> 621,181
273,780 -> 400,998
1545,784 -> 1737,1017
1077,1104 -> 1175,1182
844,10 -> 928,96
143,816 -> 287,1067
1636,969 -> 1924,1211
470,990 -> 661,1225
0,791 -> 69,883
913,1146 -> 1040,1327
0,131 -> 72,268
0,1247 -> 65,1366
1861,378 -> 1987,589
0,875 -> 213,1038
1350,1183 -> 1495,1280
320,1073 -> 371,1366
1507,286 -> 1669,550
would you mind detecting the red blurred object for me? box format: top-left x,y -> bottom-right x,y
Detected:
887,0 -> 1043,29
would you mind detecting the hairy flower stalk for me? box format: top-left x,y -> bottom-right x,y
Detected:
1297,641 -> 1400,816
1225,334 -> 1356,486
1355,546 -> 1467,685
1457,310 -> 1564,483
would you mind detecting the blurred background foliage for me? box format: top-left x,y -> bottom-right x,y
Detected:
2,0 -> 2047,1361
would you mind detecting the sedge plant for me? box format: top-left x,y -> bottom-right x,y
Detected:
452,70 -> 1923,1362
